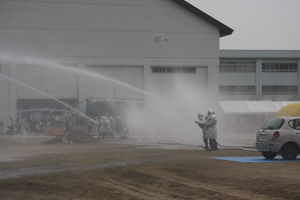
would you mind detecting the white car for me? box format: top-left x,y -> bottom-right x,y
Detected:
256,117 -> 300,160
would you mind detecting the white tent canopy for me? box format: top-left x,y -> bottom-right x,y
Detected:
219,101 -> 300,114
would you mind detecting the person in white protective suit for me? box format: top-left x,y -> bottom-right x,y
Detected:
205,110 -> 218,151
108,116 -> 115,132
195,113 -> 209,150
104,118 -> 114,139
98,119 -> 105,139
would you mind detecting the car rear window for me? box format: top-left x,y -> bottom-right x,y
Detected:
262,118 -> 285,130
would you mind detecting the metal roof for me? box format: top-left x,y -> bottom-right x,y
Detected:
219,101 -> 300,114
172,0 -> 234,37
220,50 -> 300,58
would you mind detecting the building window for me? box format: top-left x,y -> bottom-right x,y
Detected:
167,67 -> 181,73
262,85 -> 298,94
219,86 -> 256,94
182,67 -> 196,73
262,63 -> 298,72
158,68 -> 166,73
227,62 -> 236,72
152,67 -> 196,74
220,62 -> 255,72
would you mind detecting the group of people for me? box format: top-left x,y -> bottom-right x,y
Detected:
0,115 -> 75,135
195,110 -> 218,151
3,118 -> 22,135
98,116 -> 115,139
27,116 -> 73,134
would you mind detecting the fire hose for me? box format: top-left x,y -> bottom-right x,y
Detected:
216,141 -> 257,151
156,141 -> 257,152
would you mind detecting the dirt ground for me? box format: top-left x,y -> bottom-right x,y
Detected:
1,134 -> 300,200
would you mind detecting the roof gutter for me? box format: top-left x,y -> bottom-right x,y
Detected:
172,0 -> 234,37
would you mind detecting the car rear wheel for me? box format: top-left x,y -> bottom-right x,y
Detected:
281,144 -> 298,160
262,152 -> 277,159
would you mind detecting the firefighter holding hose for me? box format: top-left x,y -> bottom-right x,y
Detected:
195,113 -> 209,150
205,110 -> 218,151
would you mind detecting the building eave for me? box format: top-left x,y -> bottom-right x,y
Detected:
172,0 -> 234,37
220,50 -> 300,59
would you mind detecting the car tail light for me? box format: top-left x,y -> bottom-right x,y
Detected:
272,131 -> 280,141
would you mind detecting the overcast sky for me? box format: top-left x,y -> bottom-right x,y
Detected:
186,0 -> 300,50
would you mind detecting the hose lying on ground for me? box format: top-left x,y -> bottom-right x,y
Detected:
216,141 -> 257,151
156,141 -> 257,151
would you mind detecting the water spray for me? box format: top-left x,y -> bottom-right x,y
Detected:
0,55 -> 197,122
0,74 -> 97,124
86,98 -> 196,121
0,108 -> 81,117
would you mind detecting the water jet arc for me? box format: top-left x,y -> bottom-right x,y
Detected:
1,55 -> 196,121
0,74 -> 97,124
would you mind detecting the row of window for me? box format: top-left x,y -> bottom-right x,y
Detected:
152,67 -> 196,74
262,85 -> 298,94
220,85 -> 298,94
262,63 -> 298,72
219,62 -> 256,72
219,86 -> 256,94
220,62 -> 298,73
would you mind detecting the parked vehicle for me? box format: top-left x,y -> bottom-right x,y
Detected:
256,117 -> 300,160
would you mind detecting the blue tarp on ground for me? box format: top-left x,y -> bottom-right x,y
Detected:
210,156 -> 300,163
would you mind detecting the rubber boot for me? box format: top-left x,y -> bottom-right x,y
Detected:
208,138 -> 215,151
214,140 -> 218,150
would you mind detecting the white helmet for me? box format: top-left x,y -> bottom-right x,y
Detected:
208,110 -> 215,115
198,113 -> 204,117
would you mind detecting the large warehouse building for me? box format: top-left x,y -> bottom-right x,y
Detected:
0,0 -> 233,141
0,0 -> 300,141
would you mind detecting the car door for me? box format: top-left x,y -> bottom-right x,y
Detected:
293,119 -> 300,143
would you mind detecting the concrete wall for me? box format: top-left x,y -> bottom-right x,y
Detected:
145,66 -> 207,101
0,0 -> 219,65
79,65 -> 144,101
13,65 -> 79,99
0,0 -> 221,127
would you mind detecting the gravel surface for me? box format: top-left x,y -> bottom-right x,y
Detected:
0,134 -> 299,200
